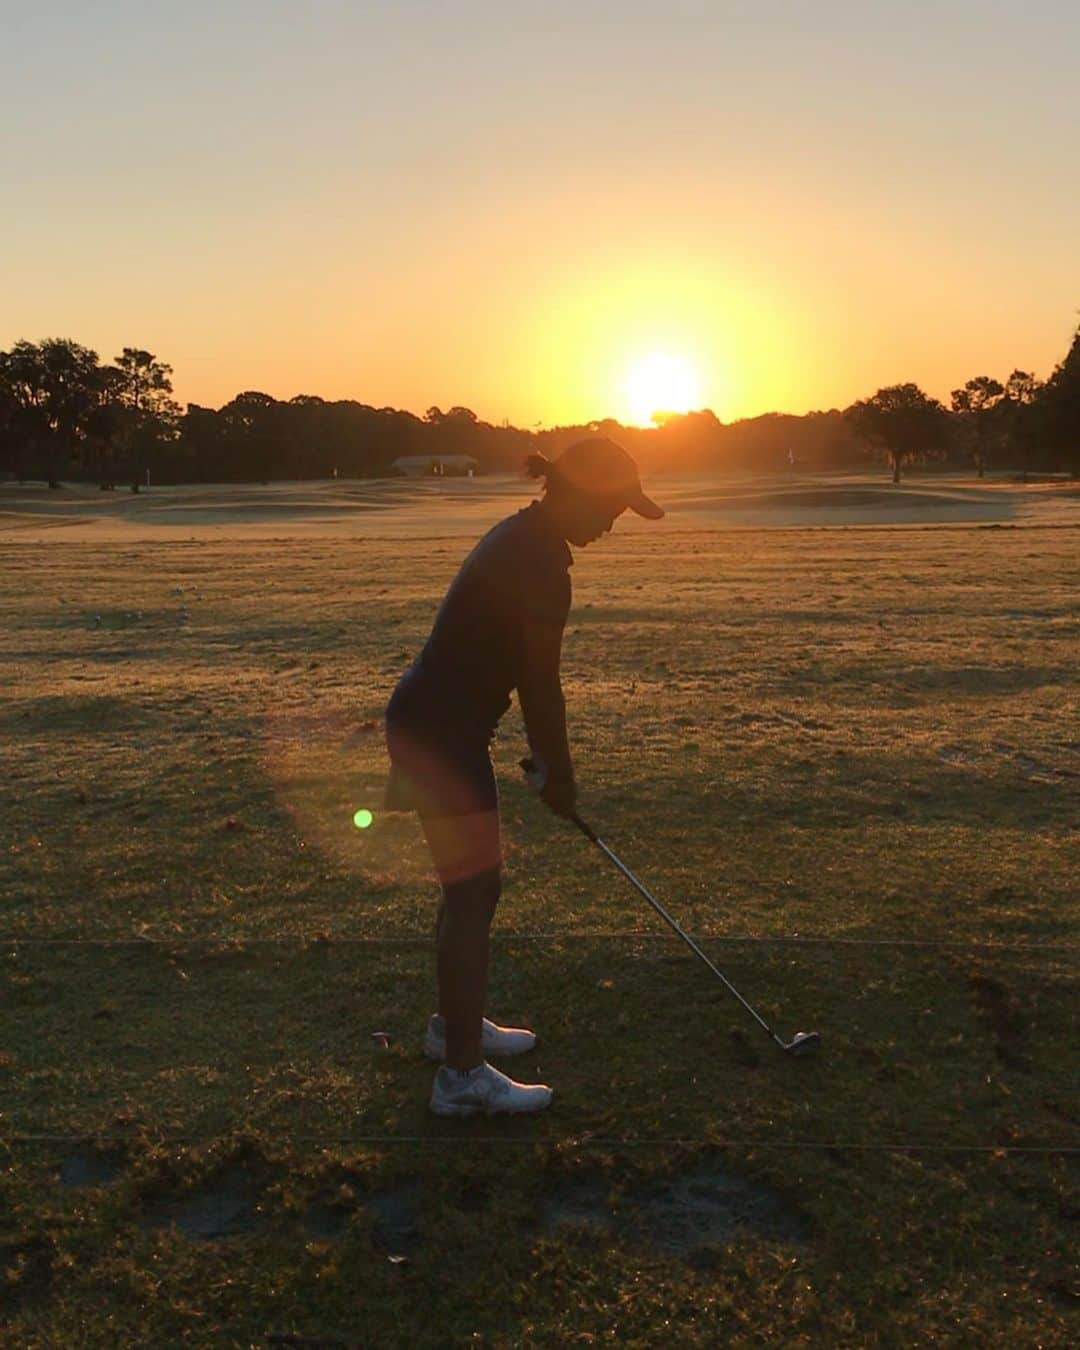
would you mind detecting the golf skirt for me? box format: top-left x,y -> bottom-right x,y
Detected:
384,669 -> 499,819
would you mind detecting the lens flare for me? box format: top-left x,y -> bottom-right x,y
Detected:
260,710 -> 422,883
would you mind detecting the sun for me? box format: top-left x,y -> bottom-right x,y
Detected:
621,351 -> 701,425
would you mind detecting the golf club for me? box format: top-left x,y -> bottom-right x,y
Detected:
522,757 -> 821,1057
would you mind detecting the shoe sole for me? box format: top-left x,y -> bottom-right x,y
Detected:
429,1093 -> 553,1118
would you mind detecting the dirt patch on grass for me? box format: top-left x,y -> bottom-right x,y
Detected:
627,1166 -> 810,1254
969,975 -> 1031,1070
139,1162 -> 263,1240
539,1158 -> 809,1262
58,1144 -> 126,1188
538,1177 -> 613,1234
367,1179 -> 423,1255
303,1192 -> 356,1240
303,1174 -> 424,1252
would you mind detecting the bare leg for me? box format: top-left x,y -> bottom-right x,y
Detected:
435,870 -> 501,1068
434,896 -> 446,1016
420,811 -> 502,1071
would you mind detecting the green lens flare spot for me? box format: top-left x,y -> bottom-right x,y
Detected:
353,808 -> 374,830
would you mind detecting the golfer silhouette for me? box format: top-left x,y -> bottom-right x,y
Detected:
385,438 -> 664,1116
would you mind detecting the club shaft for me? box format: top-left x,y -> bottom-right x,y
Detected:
571,813 -> 778,1041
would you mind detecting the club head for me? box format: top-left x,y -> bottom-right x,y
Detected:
783,1031 -> 821,1056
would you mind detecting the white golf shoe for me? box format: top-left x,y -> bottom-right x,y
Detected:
429,1061 -> 553,1118
423,1014 -> 537,1062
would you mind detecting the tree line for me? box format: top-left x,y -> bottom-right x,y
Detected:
1,326 -> 1077,489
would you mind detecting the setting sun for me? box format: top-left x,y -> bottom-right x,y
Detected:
621,352 -> 702,425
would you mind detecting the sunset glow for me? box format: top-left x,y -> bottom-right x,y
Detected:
1,3 -> 1076,425
621,352 -> 702,425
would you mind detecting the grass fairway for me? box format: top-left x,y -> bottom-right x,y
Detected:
2,474 -> 1078,1346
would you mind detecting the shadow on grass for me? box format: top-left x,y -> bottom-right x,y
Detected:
588,751 -> 1077,833
796,661 -> 1075,697
3,693 -> 172,735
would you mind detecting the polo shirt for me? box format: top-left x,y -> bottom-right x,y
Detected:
392,502 -> 573,748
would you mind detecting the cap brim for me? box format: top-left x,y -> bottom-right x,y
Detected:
627,489 -> 664,520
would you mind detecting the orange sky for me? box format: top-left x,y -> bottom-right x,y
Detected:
3,2 -> 1077,426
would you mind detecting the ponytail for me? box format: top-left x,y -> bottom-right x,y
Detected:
526,450 -> 570,497
526,451 -> 553,481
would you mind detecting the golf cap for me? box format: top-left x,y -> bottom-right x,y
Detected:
553,438 -> 664,519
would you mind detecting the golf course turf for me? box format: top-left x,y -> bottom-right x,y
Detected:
2,473 -> 1077,1346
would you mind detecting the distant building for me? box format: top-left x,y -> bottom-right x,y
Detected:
391,454 -> 479,478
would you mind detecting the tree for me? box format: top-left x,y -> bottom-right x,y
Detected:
999,370 -> 1044,481
83,378 -> 127,490
106,349 -> 181,488
176,403 -> 223,481
0,347 -> 47,481
110,349 -> 170,413
39,339 -> 105,486
0,339 -> 102,486
950,376 -> 1005,478
217,391 -> 286,481
645,409 -> 724,472
1038,324 -> 1080,476
845,383 -> 949,483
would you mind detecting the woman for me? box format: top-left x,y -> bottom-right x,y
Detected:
385,437 -> 663,1117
